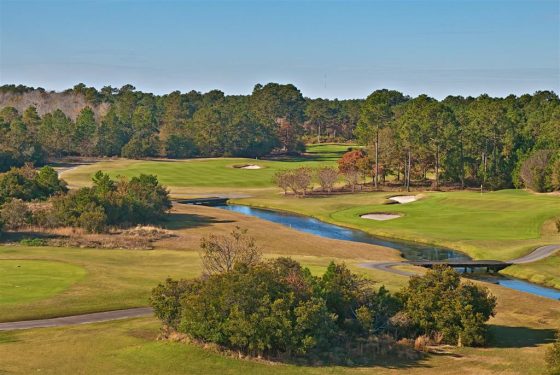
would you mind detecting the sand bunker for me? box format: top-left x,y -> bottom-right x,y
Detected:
241,164 -> 262,170
388,195 -> 417,204
360,213 -> 401,221
233,164 -> 263,170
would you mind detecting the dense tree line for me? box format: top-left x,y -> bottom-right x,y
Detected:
0,83 -> 361,169
1,84 -> 558,190
151,229 -> 496,362
356,90 -> 560,190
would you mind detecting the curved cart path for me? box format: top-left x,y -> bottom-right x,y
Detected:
0,307 -> 153,331
362,244 -> 560,277
1,245 -> 558,331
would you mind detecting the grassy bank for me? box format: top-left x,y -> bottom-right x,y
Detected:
233,190 -> 560,260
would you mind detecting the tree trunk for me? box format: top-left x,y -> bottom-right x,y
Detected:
460,135 -> 465,189
435,143 -> 440,189
374,126 -> 379,189
407,149 -> 412,192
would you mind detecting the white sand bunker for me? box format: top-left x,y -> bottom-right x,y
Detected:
241,164 -> 262,170
388,195 -> 417,204
361,213 -> 401,221
233,164 -> 263,169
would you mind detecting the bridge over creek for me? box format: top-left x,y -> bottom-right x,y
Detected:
409,260 -> 513,272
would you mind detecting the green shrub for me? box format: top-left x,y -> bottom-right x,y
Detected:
0,164 -> 66,204
51,171 -> 170,233
398,265 -> 497,346
0,199 -> 31,230
19,237 -> 47,246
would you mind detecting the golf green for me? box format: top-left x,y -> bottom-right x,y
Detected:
0,260 -> 86,305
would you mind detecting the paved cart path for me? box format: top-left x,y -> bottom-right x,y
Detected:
0,307 -> 153,331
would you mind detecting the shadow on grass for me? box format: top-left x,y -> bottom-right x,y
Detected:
163,213 -> 235,230
488,325 -> 556,348
0,231 -> 58,244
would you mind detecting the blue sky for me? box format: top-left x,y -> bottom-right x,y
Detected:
0,0 -> 558,99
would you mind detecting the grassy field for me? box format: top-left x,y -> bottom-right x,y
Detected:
235,189 -> 560,261
0,260 -> 86,304
0,203 -> 399,322
60,143 -> 351,196
0,276 -> 558,375
60,146 -> 560,286
1,206 -> 559,374
7,144 -> 555,374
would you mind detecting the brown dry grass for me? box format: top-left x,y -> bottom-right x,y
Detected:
155,203 -> 401,262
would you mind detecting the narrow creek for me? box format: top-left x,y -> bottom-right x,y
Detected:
218,204 -> 560,301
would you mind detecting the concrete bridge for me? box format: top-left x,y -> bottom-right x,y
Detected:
178,197 -> 229,206
410,260 -> 513,273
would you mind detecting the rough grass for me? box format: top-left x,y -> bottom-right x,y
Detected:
0,277 -> 558,375
0,203 -> 399,322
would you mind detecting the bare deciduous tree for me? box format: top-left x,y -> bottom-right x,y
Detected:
342,167 -> 360,192
273,170 -> 291,195
293,167 -> 313,196
199,227 -> 262,276
317,167 -> 338,194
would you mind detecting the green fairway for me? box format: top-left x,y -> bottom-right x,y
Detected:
0,260 -> 86,304
60,143 -> 351,195
235,189 -> 560,261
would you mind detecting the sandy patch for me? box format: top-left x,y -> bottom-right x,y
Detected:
241,164 -> 262,169
388,195 -> 417,204
360,213 -> 401,221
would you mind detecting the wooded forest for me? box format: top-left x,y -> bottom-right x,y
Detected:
0,83 -> 558,190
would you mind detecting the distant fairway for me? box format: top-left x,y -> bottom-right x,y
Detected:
237,189 -> 560,262
61,143 -> 352,194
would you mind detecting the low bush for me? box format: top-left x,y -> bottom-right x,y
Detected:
0,164 -> 66,204
51,171 -> 171,233
0,199 -> 31,230
19,237 -> 47,246
151,234 -> 497,362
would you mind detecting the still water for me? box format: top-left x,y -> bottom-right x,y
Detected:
219,204 -> 560,301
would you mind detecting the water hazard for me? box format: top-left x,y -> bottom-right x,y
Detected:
218,204 -> 560,301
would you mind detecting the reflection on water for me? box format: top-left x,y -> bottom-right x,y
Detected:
219,204 -> 560,301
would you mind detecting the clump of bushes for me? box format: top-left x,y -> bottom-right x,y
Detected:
50,171 -> 171,233
19,237 -> 47,246
0,199 -> 32,230
0,164 -> 67,204
151,230 -> 497,363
